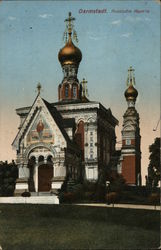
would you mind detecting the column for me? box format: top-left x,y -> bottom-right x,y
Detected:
19,164 -> 29,178
15,163 -> 29,195
35,158 -> 39,192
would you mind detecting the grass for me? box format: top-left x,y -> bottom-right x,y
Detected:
0,204 -> 160,250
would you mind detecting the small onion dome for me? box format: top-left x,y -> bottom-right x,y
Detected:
124,84 -> 138,101
58,38 -> 82,66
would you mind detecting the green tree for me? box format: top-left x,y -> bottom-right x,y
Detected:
0,160 -> 18,196
147,138 -> 160,188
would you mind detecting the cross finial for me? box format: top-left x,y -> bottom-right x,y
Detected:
63,12 -> 78,43
37,82 -> 42,95
81,78 -> 88,98
64,12 -> 75,36
126,66 -> 136,86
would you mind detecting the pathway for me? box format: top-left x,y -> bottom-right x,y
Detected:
75,203 -> 160,210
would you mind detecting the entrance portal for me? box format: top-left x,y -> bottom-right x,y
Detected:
38,164 -> 53,192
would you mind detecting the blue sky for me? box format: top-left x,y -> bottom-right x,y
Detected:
0,0 -> 160,183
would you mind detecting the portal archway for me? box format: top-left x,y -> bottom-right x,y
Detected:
38,164 -> 53,192
27,146 -> 55,193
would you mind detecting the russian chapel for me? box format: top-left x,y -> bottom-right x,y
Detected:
12,13 -> 141,196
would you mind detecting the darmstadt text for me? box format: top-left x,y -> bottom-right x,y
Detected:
79,9 -> 107,14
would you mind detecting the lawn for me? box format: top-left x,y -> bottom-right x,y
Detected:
0,204 -> 160,250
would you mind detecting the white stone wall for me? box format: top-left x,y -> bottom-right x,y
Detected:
56,102 -> 99,181
56,102 -> 117,181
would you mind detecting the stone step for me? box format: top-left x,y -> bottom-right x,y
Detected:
0,196 -> 59,204
30,192 -> 51,196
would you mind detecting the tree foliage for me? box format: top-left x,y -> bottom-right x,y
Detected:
0,161 -> 18,196
146,138 -> 160,188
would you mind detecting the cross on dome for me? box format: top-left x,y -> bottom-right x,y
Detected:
125,67 -> 138,103
63,12 -> 78,43
127,66 -> 136,86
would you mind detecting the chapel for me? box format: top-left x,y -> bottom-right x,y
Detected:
12,12 -> 141,196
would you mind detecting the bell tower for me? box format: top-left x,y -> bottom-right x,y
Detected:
58,12 -> 83,102
121,66 -> 141,185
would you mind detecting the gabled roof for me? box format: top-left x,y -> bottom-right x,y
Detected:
43,99 -> 80,152
12,94 -> 40,147
12,95 -> 74,150
42,99 -> 72,143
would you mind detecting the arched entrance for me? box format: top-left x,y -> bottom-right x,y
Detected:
38,164 -> 53,192
27,146 -> 55,193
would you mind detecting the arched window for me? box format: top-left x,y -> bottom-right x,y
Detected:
65,85 -> 69,98
38,155 -> 44,163
47,155 -> 52,163
75,120 -> 84,159
73,86 -> 77,98
29,156 -> 36,164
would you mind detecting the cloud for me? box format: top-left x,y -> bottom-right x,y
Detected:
89,36 -> 102,41
145,17 -> 151,21
8,16 -> 16,21
39,14 -> 53,19
120,32 -> 132,38
87,31 -> 107,41
126,16 -> 143,23
89,35 -> 107,41
111,20 -> 121,25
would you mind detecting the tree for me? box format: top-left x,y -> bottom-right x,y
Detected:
146,138 -> 160,188
0,160 -> 18,196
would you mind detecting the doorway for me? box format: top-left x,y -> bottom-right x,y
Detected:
38,164 -> 53,192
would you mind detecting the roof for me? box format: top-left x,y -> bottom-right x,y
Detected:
42,99 -> 79,151
63,118 -> 76,129
52,98 -> 90,106
98,103 -> 119,126
42,99 -> 72,144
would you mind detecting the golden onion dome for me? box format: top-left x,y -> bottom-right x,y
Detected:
124,84 -> 138,100
58,37 -> 82,66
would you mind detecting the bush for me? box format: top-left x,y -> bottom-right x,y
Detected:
83,191 -> 94,201
21,191 -> 31,197
109,174 -> 126,194
95,183 -> 106,202
83,181 -> 96,192
62,192 -> 76,203
149,193 -> 160,209
0,161 -> 18,197
105,192 -> 120,206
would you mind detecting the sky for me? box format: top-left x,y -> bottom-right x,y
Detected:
0,0 -> 160,184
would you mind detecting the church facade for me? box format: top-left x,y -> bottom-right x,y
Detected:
12,12 -> 141,196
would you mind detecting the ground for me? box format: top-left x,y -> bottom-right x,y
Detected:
0,204 -> 160,250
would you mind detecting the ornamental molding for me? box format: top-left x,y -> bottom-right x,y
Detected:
24,142 -> 57,162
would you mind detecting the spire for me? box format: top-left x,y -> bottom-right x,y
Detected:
58,12 -> 82,67
124,66 -> 138,107
58,12 -> 82,103
63,12 -> 78,43
36,82 -> 42,95
126,66 -> 136,87
81,78 -> 89,99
